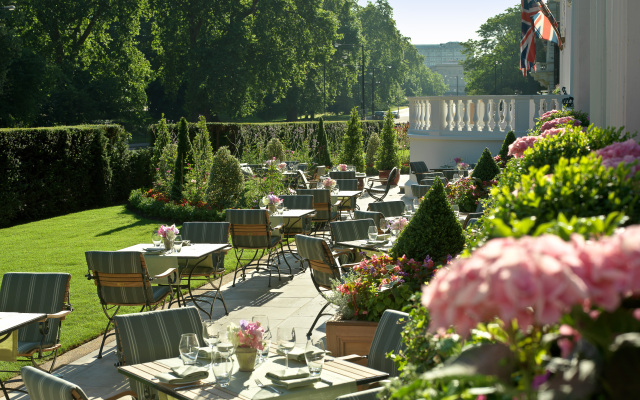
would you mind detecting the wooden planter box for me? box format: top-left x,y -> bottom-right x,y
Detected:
325,316 -> 378,361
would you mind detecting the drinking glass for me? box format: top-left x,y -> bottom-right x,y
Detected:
216,324 -> 235,358
413,198 -> 420,212
304,338 -> 325,376
202,320 -> 219,365
276,202 -> 284,215
178,333 -> 200,365
368,226 -> 378,242
276,327 -> 296,369
252,315 -> 271,363
173,235 -> 183,253
452,205 -> 460,216
211,354 -> 233,387
151,230 -> 161,247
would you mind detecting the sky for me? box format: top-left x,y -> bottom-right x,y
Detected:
357,0 -> 518,44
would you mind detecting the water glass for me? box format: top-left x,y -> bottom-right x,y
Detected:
173,235 -> 183,253
211,354 -> 234,387
178,333 -> 200,365
277,327 -> 296,369
151,230 -> 161,247
202,320 -> 220,353
304,338 -> 326,376
368,226 -> 378,242
413,198 -> 420,212
276,202 -> 284,215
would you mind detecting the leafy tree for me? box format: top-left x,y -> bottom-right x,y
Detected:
171,117 -> 193,201
376,110 -> 399,171
461,6 -> 544,95
184,116 -> 214,203
314,117 -> 332,167
340,107 -> 366,172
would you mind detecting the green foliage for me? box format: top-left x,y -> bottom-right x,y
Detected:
151,114 -> 172,169
0,125 -> 134,227
265,137 -> 286,162
314,117 -> 332,167
391,178 -> 465,262
499,130 -> 516,161
533,108 -> 590,134
376,110 -> 400,171
365,132 -> 380,175
207,146 -> 244,210
470,147 -> 500,181
446,177 -> 497,213
171,118 -> 194,201
340,108 -> 366,172
184,116 -> 214,204
128,189 -> 223,223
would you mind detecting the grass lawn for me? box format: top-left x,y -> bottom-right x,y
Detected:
0,205 -> 243,375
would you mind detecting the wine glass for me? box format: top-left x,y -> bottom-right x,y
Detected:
178,333 -> 200,365
252,315 -> 271,363
277,327 -> 296,369
202,320 -> 219,366
151,230 -> 161,247
368,226 -> 378,242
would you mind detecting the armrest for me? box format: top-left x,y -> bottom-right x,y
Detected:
336,354 -> 368,363
152,267 -> 178,280
272,223 -> 284,231
340,263 -> 359,269
47,310 -> 73,320
332,248 -> 355,257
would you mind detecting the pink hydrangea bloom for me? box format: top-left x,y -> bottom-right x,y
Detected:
508,136 -> 540,158
539,116 -> 581,132
540,109 -> 560,120
540,127 -> 566,138
595,139 -> 640,177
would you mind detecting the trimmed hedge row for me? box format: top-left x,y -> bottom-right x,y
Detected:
0,125 -> 152,227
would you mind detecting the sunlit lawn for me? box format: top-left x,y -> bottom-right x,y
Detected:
0,205 -> 240,376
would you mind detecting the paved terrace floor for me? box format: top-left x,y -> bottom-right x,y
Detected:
4,174 -> 412,400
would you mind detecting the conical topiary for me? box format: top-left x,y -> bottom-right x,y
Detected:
390,178 -> 465,262
499,130 -> 516,161
470,147 -> 501,182
365,132 -> 380,175
314,117 -> 332,167
207,146 -> 244,210
340,107 -> 366,172
265,137 -> 286,161
376,110 -> 400,171
170,117 -> 194,201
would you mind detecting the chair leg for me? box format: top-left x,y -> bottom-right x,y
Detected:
307,302 -> 331,339
97,304 -> 121,359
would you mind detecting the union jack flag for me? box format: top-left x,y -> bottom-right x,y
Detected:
520,0 -> 562,76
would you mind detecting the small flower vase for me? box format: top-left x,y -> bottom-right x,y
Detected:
163,238 -> 174,253
268,204 -> 276,214
236,347 -> 258,372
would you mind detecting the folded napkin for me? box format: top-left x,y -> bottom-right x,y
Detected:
155,365 -> 209,384
270,376 -> 321,389
276,347 -> 306,362
376,234 -> 390,240
196,346 -> 214,360
265,367 -> 310,381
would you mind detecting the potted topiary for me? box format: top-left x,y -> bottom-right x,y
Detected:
496,131 -> 516,168
340,107 -> 366,172
470,147 -> 501,182
391,177 -> 465,262
376,110 -> 400,185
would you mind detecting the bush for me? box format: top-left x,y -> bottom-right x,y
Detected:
365,132 -> 380,175
391,178 -> 465,262
376,110 -> 400,171
171,117 -> 193,201
445,177 -> 497,213
533,108 -> 590,134
313,117 -> 332,167
497,130 -> 516,167
470,147 -> 500,182
340,107 -> 366,172
207,146 -> 244,210
184,116 -> 213,204
265,137 -> 286,161
127,188 -> 224,223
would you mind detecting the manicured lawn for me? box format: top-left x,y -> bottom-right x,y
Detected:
0,205 -> 240,375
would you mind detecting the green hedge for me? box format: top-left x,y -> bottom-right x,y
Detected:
0,125 -> 151,227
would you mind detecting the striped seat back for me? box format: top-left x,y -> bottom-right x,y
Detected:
329,170 -> 356,180
0,273 -> 71,346
367,309 -> 409,377
368,200 -> 405,218
353,210 -> 384,231
410,161 -> 429,174
281,195 -> 313,210
226,209 -> 272,249
21,366 -> 89,400
181,222 -> 230,269
330,219 -> 376,243
411,184 -> 430,198
298,189 -> 332,221
85,251 -> 154,307
295,234 -> 341,290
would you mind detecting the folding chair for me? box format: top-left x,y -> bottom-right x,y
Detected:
411,184 -> 430,198
354,210 -> 384,233
85,251 -> 176,359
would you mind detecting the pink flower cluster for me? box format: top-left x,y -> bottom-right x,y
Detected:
323,178 -> 336,189
277,162 -> 287,171
540,127 -> 566,139
422,226 -> 640,335
237,320 -> 265,350
539,109 -> 560,120
338,164 -> 348,171
508,136 -> 540,158
389,217 -> 409,231
158,224 -> 179,239
595,139 -> 640,177
539,116 -> 582,133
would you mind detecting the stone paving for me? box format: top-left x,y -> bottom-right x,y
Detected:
4,175 -> 413,400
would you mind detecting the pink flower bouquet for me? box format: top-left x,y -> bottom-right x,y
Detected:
261,194 -> 282,206
389,217 -> 409,231
158,224 -> 179,240
456,162 -> 469,171
278,162 -> 287,171
338,164 -> 348,171
228,320 -> 265,350
323,178 -> 337,189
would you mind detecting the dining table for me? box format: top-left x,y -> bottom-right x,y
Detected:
331,190 -> 362,220
0,312 -> 48,399
118,243 -> 232,319
334,239 -> 392,254
117,347 -> 388,400
269,209 -> 316,265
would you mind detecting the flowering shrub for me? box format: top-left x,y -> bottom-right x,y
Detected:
330,254 -> 445,322
508,135 -> 540,158
595,138 -> 640,177
539,127 -> 566,138
534,108 -> 590,133
539,116 -> 582,133
227,320 -> 265,350
445,177 -> 497,213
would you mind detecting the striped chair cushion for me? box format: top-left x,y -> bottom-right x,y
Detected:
419,178 -> 436,186
114,307 -> 204,398
85,251 -> 156,306
353,210 -> 383,230
21,366 -> 89,400
367,200 -> 405,218
226,209 -> 275,248
297,189 -> 337,222
181,222 -> 230,272
329,170 -> 356,180
411,184 -> 430,198
278,196 -> 314,234
295,235 -> 340,289
367,309 -> 409,377
330,219 -> 376,242
0,273 -> 70,347
410,161 -> 429,174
